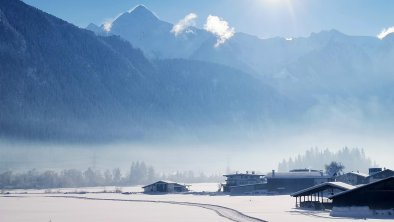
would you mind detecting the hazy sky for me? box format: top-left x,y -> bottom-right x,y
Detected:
23,0 -> 394,38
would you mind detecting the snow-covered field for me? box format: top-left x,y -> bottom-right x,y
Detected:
0,183 -> 391,222
0,196 -> 230,222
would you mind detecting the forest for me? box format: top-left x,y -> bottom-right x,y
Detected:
0,161 -> 222,190
278,147 -> 375,173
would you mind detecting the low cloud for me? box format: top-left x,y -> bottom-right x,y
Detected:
171,13 -> 198,36
377,26 -> 394,40
103,20 -> 113,32
102,12 -> 125,32
204,15 -> 235,47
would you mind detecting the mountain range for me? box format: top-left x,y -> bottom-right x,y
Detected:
89,6 -> 394,97
89,5 -> 394,132
1,1 -> 394,143
0,0 -> 290,142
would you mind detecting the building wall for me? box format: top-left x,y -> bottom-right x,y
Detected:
229,183 -> 268,195
333,191 -> 394,209
144,184 -> 167,192
223,174 -> 265,192
144,184 -> 157,192
225,175 -> 264,186
167,183 -> 188,192
368,171 -> 394,183
267,177 -> 330,193
336,174 -> 366,185
267,178 -> 315,193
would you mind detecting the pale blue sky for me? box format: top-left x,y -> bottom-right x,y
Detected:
23,0 -> 394,38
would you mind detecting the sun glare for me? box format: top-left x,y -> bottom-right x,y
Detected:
263,0 -> 289,6
259,0 -> 295,16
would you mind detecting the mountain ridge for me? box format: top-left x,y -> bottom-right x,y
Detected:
0,0 -> 289,142
87,7 -> 394,98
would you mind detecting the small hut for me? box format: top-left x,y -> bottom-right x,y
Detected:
142,181 -> 189,193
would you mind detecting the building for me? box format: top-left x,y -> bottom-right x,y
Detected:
368,167 -> 383,175
291,182 -> 355,210
266,169 -> 331,193
142,181 -> 189,193
223,171 -> 265,193
366,169 -> 394,183
226,183 -> 268,195
335,172 -> 368,185
329,177 -> 394,217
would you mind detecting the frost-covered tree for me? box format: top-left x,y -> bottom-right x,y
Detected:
325,161 -> 345,177
112,168 -> 122,185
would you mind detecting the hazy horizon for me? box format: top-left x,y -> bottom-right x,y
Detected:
2,124 -> 393,174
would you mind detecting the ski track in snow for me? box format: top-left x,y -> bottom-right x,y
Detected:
4,195 -> 267,222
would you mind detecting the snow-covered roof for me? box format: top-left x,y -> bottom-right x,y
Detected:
223,173 -> 264,177
291,182 -> 355,197
142,180 -> 187,188
344,171 -> 369,178
267,171 -> 330,179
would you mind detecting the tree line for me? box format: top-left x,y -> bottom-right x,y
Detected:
278,147 -> 376,173
0,161 -> 222,189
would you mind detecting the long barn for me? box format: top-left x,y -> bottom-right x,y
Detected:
291,182 -> 355,210
330,176 -> 394,209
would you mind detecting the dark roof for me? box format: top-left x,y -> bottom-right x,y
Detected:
366,169 -> 394,179
329,176 -> 394,199
290,169 -> 322,173
223,173 -> 264,177
291,182 -> 355,197
142,180 -> 187,188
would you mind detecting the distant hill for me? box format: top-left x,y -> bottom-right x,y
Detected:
0,0 -> 287,142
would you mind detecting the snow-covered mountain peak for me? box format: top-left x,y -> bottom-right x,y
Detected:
382,32 -> 394,41
126,5 -> 158,20
109,4 -> 162,33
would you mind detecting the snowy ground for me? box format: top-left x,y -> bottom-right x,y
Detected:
1,183 -> 392,222
0,196 -> 230,222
